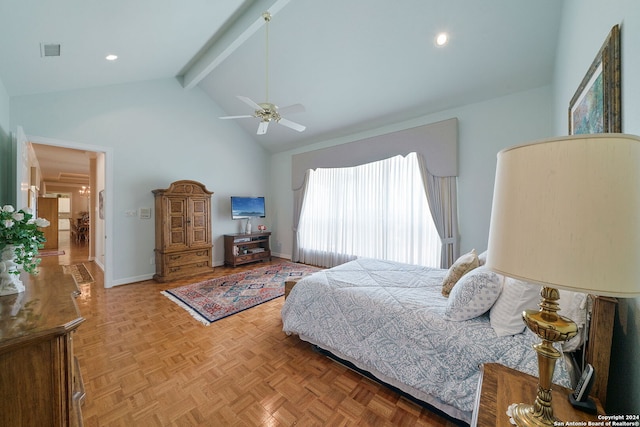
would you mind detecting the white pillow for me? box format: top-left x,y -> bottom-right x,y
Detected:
444,266 -> 503,321
489,277 -> 541,336
558,289 -> 589,352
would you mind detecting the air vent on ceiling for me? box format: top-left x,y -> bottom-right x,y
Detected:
40,43 -> 61,57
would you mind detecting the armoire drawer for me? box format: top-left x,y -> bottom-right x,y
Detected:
164,248 -> 210,267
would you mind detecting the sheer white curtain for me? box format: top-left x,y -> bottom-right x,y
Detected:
298,153 -> 441,268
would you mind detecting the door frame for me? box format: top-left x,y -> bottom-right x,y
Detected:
15,128 -> 114,288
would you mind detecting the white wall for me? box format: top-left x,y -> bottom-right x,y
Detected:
269,85 -> 554,260
552,0 -> 640,414
0,77 -> 8,132
10,78 -> 269,285
553,0 -> 640,137
0,76 -> 11,206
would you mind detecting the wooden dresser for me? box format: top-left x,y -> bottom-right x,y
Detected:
153,180 -> 214,282
0,267 -> 85,426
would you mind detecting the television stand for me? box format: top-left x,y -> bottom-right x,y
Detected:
224,232 -> 272,267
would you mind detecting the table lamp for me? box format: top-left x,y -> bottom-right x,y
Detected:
486,133 -> 640,426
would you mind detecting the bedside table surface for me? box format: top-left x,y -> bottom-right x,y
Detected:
473,363 -> 605,426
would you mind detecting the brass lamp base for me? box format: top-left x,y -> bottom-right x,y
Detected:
509,286 -> 579,427
510,403 -> 556,427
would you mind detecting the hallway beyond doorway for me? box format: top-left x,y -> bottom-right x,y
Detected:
39,229 -> 91,268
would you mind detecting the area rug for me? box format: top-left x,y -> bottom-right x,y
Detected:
39,249 -> 65,257
162,262 -> 322,325
62,263 -> 95,285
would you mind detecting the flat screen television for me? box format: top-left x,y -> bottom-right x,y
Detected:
230,196 -> 266,219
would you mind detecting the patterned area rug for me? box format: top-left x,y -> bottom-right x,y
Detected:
62,263 -> 95,285
162,262 -> 321,325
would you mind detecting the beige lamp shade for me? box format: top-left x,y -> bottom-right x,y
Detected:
486,133 -> 640,298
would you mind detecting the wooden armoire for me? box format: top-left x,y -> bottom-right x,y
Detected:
152,180 -> 214,282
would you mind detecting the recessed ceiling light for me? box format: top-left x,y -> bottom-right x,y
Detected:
105,54 -> 118,61
435,33 -> 449,47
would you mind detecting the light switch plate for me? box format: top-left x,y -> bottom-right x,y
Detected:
139,207 -> 152,219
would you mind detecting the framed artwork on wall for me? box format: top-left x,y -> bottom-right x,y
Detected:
568,25 -> 621,135
99,190 -> 105,220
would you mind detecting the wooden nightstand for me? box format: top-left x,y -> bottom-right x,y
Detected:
472,363 -> 605,426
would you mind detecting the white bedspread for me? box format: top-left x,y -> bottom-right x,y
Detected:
281,258 -> 571,423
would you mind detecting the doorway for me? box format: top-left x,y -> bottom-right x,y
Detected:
16,130 -> 114,287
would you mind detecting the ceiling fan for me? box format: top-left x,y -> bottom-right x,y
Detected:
219,12 -> 306,135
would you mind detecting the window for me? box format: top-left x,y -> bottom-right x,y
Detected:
298,152 -> 441,268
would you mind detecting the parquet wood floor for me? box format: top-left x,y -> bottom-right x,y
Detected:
41,233 -> 461,426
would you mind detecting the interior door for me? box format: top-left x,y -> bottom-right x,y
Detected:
37,197 -> 59,250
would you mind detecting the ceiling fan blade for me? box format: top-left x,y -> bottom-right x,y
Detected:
237,95 -> 263,111
278,118 -> 306,132
257,121 -> 269,135
277,103 -> 305,115
219,114 -> 254,119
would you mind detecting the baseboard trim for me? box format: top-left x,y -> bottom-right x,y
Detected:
110,273 -> 155,287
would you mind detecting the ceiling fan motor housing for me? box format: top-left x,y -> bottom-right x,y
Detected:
257,103 -> 280,122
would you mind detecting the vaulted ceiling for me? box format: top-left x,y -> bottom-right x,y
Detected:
0,0 -> 563,179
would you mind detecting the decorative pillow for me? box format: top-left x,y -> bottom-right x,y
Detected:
489,277 -> 541,337
444,266 -> 504,321
441,249 -> 479,297
477,250 -> 488,266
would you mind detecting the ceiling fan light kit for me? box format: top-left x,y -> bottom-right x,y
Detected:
219,11 -> 306,135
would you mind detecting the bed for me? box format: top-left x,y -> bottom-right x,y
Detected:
281,255 -> 615,424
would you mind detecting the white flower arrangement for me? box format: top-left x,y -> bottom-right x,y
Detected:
0,205 -> 50,274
